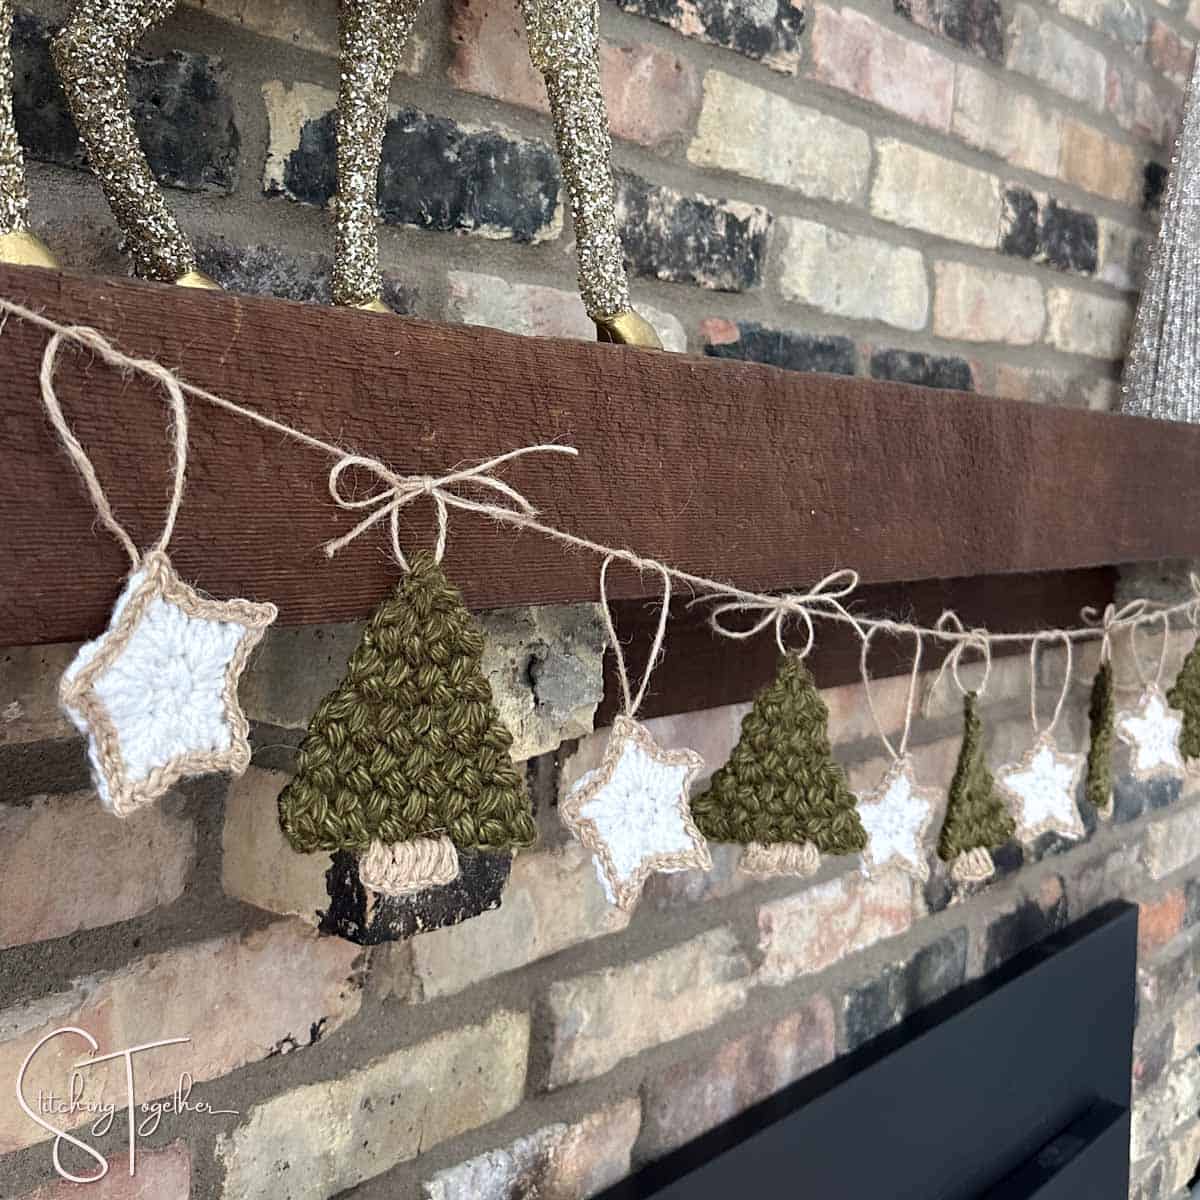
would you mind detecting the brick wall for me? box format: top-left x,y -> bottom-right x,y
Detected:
3,612 -> 1200,1198
4,0 -> 1200,1195
7,0 -> 1185,397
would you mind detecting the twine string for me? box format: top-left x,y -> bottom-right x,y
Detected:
861,625 -> 924,762
37,325 -> 188,567
922,612 -> 992,714
599,555 -> 671,719
1030,631 -> 1073,738
1082,599 -> 1149,666
1129,609 -> 1173,690
8,296 -> 1200,660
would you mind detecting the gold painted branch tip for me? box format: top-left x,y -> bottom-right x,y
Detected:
594,309 -> 663,349
174,269 -> 222,290
0,229 -> 59,269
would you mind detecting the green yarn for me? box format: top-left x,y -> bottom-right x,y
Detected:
278,552 -> 536,855
1167,636 -> 1200,761
1085,660 -> 1115,807
938,692 -> 1014,862
691,655 -> 866,855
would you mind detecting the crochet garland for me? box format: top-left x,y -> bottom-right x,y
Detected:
690,656 -> 867,868
1085,661 -> 1116,809
937,692 -> 1014,879
278,553 -> 536,889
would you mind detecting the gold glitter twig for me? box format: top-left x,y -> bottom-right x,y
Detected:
0,0 -> 29,237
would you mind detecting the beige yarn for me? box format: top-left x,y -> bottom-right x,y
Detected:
740,840 -> 820,878
358,835 -> 461,896
950,846 -> 995,884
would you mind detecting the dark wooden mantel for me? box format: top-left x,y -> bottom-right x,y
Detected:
0,264 -> 1194,712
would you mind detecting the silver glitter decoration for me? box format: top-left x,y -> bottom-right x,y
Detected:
52,0 -> 197,281
0,0 -> 30,236
521,0 -> 630,320
333,0 -> 422,308
1121,53 -> 1200,422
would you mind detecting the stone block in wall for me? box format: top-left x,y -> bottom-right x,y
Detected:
1172,994 -> 1200,1061
933,261 -> 1045,344
449,0 -> 702,150
1146,805 -> 1200,881
868,348 -> 975,392
1107,60 -> 1174,147
614,171 -> 770,292
1097,219 -> 1149,292
0,644 -> 79,745
777,217 -> 928,332
186,0 -> 427,68
1164,1119 -> 1200,1195
1058,0 -> 1149,50
1059,119 -> 1142,207
241,606 -> 603,760
809,7 -> 955,131
196,238 -> 420,312
1045,288 -> 1134,360
687,71 -> 870,203
758,868 -> 919,985
1000,189 -> 1099,276
992,363 -> 1119,409
636,998 -> 837,1159
0,921 -> 362,1153
262,81 -> 561,243
423,1098 -> 641,1200
952,65 -> 1062,178
447,271 -> 686,349
1150,19 -> 1196,87
1136,1021 -> 1175,1097
979,874 -> 1068,972
216,1010 -> 529,1200
20,1141 -> 191,1199
842,927 -> 968,1051
1139,927 -> 1200,1014
0,790 -> 194,949
1140,889 -> 1189,957
701,319 -> 857,376
896,0 -> 1004,62
871,141 -> 1001,249
384,844 -> 631,1002
1132,1056 -> 1200,1162
13,9 -> 238,193
541,926 -> 752,1088
1007,4 -> 1107,112
611,0 -> 806,74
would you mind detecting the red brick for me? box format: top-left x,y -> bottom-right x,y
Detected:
810,6 -> 954,131
0,791 -> 194,949
448,0 -> 701,148
1141,891 -> 1188,957
0,922 -> 362,1153
20,1142 -> 190,1199
638,999 -> 836,1157
1149,20 -> 1194,88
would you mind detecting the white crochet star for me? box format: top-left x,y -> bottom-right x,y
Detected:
1117,687 -> 1184,779
856,755 -> 938,882
560,714 -> 711,910
60,552 -> 276,817
995,734 -> 1085,845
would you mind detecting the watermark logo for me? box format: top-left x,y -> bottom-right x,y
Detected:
16,1026 -> 237,1184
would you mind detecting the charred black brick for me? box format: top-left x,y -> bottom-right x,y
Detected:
704,322 -> 856,375
280,108 -> 560,242
1001,187 -> 1040,260
894,0 -> 1003,62
320,849 -> 511,944
1041,201 -> 1098,274
983,879 -> 1069,971
843,928 -> 968,1050
613,0 -> 804,67
13,8 -> 238,193
616,170 -> 770,292
1144,161 -> 1168,214
870,348 -> 974,392
196,238 -> 417,312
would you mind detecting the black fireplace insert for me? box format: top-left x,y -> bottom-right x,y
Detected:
600,900 -> 1137,1200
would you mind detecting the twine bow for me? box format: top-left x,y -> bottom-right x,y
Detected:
701,569 -> 863,657
323,444 -> 578,569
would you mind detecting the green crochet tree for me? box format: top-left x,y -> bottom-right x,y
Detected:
1085,661 -> 1116,808
938,692 -> 1014,881
691,655 -> 866,876
278,552 -> 536,895
1167,638 -> 1200,761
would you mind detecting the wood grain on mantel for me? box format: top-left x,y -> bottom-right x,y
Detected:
0,264 -> 1191,652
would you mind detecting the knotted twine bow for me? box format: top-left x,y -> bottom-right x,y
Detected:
323,444 -> 579,568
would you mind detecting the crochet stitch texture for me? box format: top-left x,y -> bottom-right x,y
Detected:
278,552 -> 537,855
691,655 -> 866,855
938,692 -> 1014,862
1167,638 -> 1200,761
1085,661 -> 1115,808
